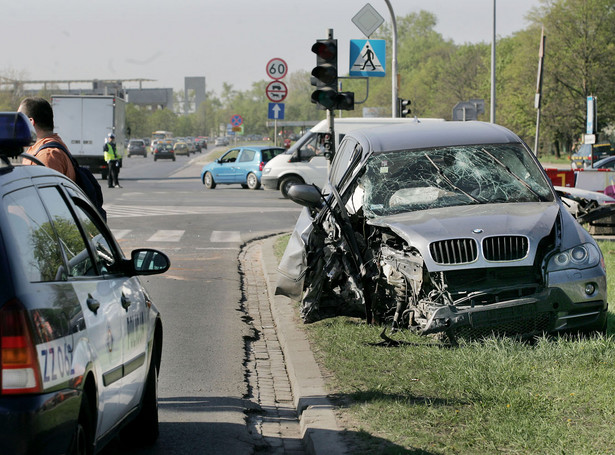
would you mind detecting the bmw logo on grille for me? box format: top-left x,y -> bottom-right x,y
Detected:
473,228 -> 484,234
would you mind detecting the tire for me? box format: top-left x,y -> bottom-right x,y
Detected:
101,172 -> 108,181
172,156 -> 176,161
154,157 -> 157,161
246,172 -> 260,190
204,172 -> 216,189
70,392 -> 94,455
280,176 -> 302,198
241,184 -> 249,189
120,355 -> 159,447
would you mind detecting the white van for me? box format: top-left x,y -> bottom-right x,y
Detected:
262,117 -> 444,197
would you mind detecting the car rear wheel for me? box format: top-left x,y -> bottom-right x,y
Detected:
204,172 -> 216,189
280,176 -> 303,198
246,172 -> 260,190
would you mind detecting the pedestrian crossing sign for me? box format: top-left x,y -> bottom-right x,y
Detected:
349,39 -> 385,77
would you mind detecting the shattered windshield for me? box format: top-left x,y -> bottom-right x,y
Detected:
359,144 -> 554,217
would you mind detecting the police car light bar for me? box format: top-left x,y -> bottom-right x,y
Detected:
0,112 -> 36,158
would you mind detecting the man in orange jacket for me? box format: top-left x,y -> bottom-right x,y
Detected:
18,97 -> 76,182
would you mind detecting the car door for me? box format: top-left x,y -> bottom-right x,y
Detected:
213,149 -> 241,183
35,186 -> 126,436
235,148 -> 255,183
70,202 -> 151,413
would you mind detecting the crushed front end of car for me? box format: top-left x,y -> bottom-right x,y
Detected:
278,137 -> 608,343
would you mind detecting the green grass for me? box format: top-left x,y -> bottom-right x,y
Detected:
274,235 -> 615,454
538,154 -> 572,166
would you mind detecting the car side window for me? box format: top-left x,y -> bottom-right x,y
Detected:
238,149 -> 255,162
38,187 -> 96,278
72,204 -> 118,274
221,149 -> 240,163
329,138 -> 360,186
3,187 -> 66,282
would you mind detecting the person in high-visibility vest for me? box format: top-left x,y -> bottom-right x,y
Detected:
103,133 -> 122,188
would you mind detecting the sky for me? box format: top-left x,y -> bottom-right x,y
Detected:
3,0 -> 542,95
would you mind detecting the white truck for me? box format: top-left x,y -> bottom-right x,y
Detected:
261,117 -> 445,198
51,95 -> 127,180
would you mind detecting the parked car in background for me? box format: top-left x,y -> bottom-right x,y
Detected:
173,141 -> 190,156
152,141 -> 176,161
570,143 -> 615,168
185,137 -> 198,154
201,146 -> 285,190
588,155 -> 615,170
0,112 -> 170,455
196,136 -> 208,150
214,137 -> 229,147
127,139 -> 147,157
278,121 -> 608,344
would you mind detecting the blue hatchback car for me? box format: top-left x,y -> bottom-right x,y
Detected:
201,146 -> 285,190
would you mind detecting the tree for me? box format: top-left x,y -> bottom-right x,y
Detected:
529,0 -> 615,154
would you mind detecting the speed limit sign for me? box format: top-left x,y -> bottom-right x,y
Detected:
266,58 -> 288,80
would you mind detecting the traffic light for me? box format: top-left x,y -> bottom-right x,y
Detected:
398,98 -> 411,117
311,39 -> 338,110
310,39 -> 354,111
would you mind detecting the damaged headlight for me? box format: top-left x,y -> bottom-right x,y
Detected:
547,243 -> 601,271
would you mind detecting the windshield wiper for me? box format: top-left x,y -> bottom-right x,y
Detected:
477,148 -> 545,201
423,153 -> 483,204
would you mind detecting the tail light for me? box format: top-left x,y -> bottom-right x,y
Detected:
259,161 -> 265,171
1,299 -> 43,394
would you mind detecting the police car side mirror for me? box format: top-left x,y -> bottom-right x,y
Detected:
130,249 -> 170,275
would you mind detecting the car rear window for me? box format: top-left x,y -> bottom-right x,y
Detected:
261,148 -> 285,162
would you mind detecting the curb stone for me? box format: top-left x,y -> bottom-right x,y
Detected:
259,236 -> 347,455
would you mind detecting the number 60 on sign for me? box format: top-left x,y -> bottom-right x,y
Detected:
266,58 -> 288,80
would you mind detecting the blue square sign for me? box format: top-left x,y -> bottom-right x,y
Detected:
349,39 -> 386,77
268,103 -> 285,120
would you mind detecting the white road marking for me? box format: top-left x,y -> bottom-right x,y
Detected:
210,231 -> 241,243
104,204 -> 299,218
147,230 -> 184,242
112,229 -> 132,240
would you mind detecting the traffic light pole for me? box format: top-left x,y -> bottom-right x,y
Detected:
326,29 -> 335,158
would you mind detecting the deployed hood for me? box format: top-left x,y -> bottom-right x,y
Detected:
368,202 -> 560,271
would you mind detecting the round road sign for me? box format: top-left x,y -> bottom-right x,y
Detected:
265,80 -> 288,102
266,58 -> 288,80
230,114 -> 243,127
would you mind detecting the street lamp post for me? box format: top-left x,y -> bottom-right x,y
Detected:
384,0 -> 398,117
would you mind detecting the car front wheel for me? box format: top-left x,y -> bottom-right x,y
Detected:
246,172 -> 260,190
204,172 -> 216,189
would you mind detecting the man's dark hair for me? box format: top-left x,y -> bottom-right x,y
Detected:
19,97 -> 54,131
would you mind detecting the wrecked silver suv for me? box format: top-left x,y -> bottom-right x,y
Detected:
276,121 -> 608,342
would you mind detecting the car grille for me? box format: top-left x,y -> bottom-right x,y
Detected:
429,239 -> 478,265
483,236 -> 528,261
452,312 -> 552,340
430,236 -> 529,265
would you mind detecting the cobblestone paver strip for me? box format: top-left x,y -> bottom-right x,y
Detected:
241,241 -> 305,455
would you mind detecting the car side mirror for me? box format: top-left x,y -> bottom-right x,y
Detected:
130,249 -> 170,275
287,184 -> 324,209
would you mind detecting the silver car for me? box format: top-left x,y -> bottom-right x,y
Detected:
277,121 -> 608,343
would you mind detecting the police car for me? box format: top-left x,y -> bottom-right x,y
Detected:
0,112 -> 169,454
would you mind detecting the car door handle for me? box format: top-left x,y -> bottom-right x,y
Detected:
121,293 -> 132,311
86,293 -> 100,314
